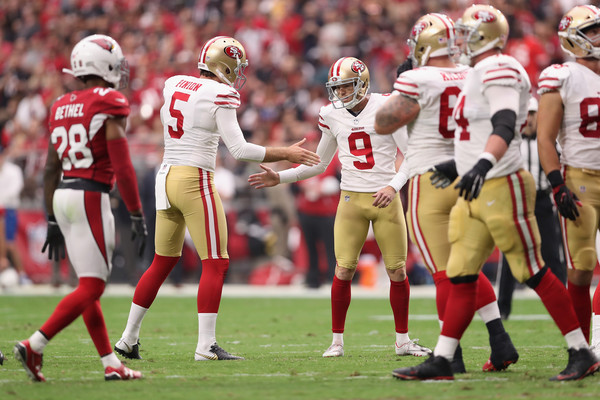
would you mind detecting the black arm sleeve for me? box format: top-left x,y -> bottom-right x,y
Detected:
490,109 -> 517,146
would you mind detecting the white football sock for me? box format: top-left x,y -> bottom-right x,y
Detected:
433,335 -> 459,361
591,314 -> 600,348
101,352 -> 121,369
332,333 -> 343,345
476,301 -> 501,323
564,328 -> 588,350
28,330 -> 49,354
396,332 -> 410,344
122,303 -> 148,344
196,313 -> 218,352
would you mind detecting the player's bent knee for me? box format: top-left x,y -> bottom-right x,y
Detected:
335,265 -> 356,280
571,247 -> 597,272
448,274 -> 478,284
525,266 -> 548,289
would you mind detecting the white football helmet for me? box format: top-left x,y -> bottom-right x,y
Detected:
198,36 -> 248,90
326,57 -> 370,109
62,34 -> 129,89
456,5 -> 509,60
408,13 -> 458,67
558,5 -> 600,59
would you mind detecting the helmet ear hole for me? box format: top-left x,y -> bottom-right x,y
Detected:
225,67 -> 231,74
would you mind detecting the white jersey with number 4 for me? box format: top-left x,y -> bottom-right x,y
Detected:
160,75 -> 241,172
394,64 -> 470,177
453,54 -> 531,178
538,62 -> 600,170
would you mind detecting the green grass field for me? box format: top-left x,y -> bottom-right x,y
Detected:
1,292 -> 599,399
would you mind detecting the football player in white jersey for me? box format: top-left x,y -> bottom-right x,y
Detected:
393,5 -> 599,381
114,36 -> 320,361
248,57 -> 431,358
375,13 -> 517,374
537,5 -> 600,359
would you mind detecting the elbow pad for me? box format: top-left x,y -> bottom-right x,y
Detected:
490,109 -> 516,146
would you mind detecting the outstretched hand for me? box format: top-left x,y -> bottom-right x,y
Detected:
248,164 -> 280,189
286,138 -> 321,166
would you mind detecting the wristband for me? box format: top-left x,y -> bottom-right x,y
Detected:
546,169 -> 564,189
479,152 -> 497,167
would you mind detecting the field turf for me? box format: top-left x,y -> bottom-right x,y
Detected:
1,291 -> 599,399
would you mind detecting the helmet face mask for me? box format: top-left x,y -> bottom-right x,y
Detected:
558,5 -> 600,59
408,13 -> 458,67
198,36 -> 248,90
456,5 -> 508,61
63,34 -> 129,89
326,57 -> 370,109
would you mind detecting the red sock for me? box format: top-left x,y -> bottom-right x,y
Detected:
390,279 -> 409,334
197,259 -> 229,313
568,281 -> 591,341
133,254 -> 180,308
82,300 -> 112,356
440,280 -> 477,340
40,277 -> 105,339
331,275 -> 351,333
433,271 -> 450,322
534,271 -> 580,335
475,272 -> 498,309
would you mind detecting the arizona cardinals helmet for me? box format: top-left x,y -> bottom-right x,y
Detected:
326,57 -> 370,109
62,34 -> 129,89
558,5 -> 600,58
198,36 -> 248,90
456,5 -> 509,60
409,13 -> 458,67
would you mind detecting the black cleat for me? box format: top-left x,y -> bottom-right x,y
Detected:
483,332 -> 519,371
392,355 -> 454,381
451,344 -> 466,374
114,339 -> 142,360
0,348 -> 5,365
550,348 -> 600,381
195,343 -> 244,361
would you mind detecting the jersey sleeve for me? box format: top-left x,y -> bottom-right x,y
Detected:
481,62 -> 523,91
214,87 -> 241,109
537,64 -> 569,95
393,71 -> 420,101
96,89 -> 130,117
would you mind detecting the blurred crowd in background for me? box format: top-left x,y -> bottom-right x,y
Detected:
0,0 -> 590,288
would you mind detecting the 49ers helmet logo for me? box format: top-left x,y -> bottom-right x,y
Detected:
558,15 -> 572,31
91,38 -> 114,52
411,21 -> 429,37
473,10 -> 497,23
224,45 -> 243,59
351,60 -> 365,74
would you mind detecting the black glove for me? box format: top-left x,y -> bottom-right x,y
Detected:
547,170 -> 581,221
41,215 -> 66,261
396,58 -> 414,76
429,160 -> 458,189
130,214 -> 148,256
455,158 -> 494,201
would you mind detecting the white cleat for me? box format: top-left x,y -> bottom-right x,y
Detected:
395,339 -> 432,357
322,343 -> 344,358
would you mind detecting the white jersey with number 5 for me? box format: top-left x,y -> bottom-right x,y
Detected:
453,54 -> 531,178
394,65 -> 470,178
538,62 -> 600,170
316,93 -> 406,192
160,75 -> 241,172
